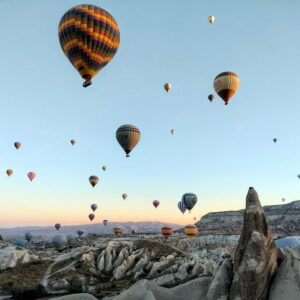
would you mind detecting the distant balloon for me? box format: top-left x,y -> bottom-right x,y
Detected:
122,193 -> 128,200
6,169 -> 13,177
153,200 -> 160,208
213,72 -> 240,105
113,227 -> 122,236
58,4 -> 120,88
102,166 -> 107,171
184,224 -> 198,239
164,83 -> 171,93
91,204 -> 98,212
55,223 -> 61,231
14,142 -> 21,150
70,139 -> 76,145
208,16 -> 215,24
208,94 -> 214,102
28,172 -> 36,182
16,239 -> 28,248
193,217 -> 196,221
89,213 -> 95,222
273,138 -> 277,143
25,232 -> 33,242
298,174 -> 300,179
103,219 -> 108,227
116,125 -> 141,157
182,193 -> 197,212
89,176 -> 99,188
178,201 -> 187,214
52,235 -> 67,251
161,226 -> 173,239
282,198 -> 285,203
77,230 -> 84,237
170,129 -> 175,135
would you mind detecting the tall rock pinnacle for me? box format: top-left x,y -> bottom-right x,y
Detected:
229,187 -> 278,300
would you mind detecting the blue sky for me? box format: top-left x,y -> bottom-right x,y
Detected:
0,0 -> 300,226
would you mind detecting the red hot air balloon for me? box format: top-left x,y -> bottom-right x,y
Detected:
28,172 -> 36,182
153,200 -> 160,208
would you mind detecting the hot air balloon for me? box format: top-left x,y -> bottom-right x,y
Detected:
213,72 -> 240,105
161,226 -> 173,239
16,239 -> 28,248
52,235 -> 67,251
77,230 -> 84,237
153,200 -> 160,208
116,125 -> 141,157
70,139 -> 76,145
89,176 -> 99,187
178,201 -> 187,214
14,142 -> 21,150
164,83 -> 171,93
91,203 -> 98,212
298,174 -> 300,179
208,16 -> 215,24
28,172 -> 36,182
6,169 -> 13,177
103,219 -> 108,226
282,198 -> 286,203
193,217 -> 196,221
184,225 -> 198,240
182,193 -> 197,212
89,213 -> 95,222
208,94 -> 214,102
122,193 -> 128,200
102,166 -> 107,171
170,129 -> 175,135
113,227 -> 122,236
55,223 -> 61,231
273,138 -> 277,143
25,232 -> 33,242
58,5 -> 120,88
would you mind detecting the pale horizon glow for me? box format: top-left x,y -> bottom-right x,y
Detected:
1,0 -> 300,227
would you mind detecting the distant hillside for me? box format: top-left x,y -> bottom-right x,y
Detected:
197,200 -> 300,236
0,221 -> 181,240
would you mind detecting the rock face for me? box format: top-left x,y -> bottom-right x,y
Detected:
229,187 -> 278,300
269,245 -> 300,300
197,200 -> 300,236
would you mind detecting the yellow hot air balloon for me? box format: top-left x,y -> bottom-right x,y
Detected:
58,5 -> 120,87
184,224 -> 198,240
116,125 -> 141,157
213,72 -> 240,105
164,83 -> 171,93
113,227 -> 123,236
208,16 -> 215,24
161,226 -> 173,239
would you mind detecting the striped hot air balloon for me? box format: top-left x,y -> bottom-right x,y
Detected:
213,72 -> 240,105
161,226 -> 173,239
58,5 -> 120,87
184,224 -> 198,240
113,227 -> 122,236
116,125 -> 141,157
178,201 -> 187,214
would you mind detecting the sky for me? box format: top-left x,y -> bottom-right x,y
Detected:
0,0 -> 300,227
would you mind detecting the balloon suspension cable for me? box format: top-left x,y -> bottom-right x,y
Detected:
83,80 -> 92,88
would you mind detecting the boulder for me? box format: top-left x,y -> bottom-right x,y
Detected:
269,245 -> 300,300
229,187 -> 278,300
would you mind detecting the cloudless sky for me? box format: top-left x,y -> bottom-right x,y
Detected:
1,0 -> 300,227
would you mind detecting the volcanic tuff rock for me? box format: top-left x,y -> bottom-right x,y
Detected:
229,187 -> 278,300
197,200 -> 300,236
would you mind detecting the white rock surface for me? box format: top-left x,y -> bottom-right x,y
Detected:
51,293 -> 98,300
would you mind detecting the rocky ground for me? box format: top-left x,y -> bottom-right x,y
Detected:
0,187 -> 300,300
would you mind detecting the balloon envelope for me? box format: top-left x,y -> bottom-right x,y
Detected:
184,225 -> 198,239
164,83 -> 171,92
102,166 -> 107,171
91,204 -> 98,212
28,172 -> 36,181
153,200 -> 160,208
161,226 -> 173,239
103,219 -> 108,226
16,239 -> 28,248
213,72 -> 240,105
170,129 -> 175,135
182,193 -> 197,212
89,176 -> 99,187
6,169 -> 13,177
70,139 -> 76,145
55,223 -> 61,231
77,230 -> 84,237
52,235 -> 67,251
178,201 -> 187,214
208,16 -> 215,24
89,213 -> 95,221
122,193 -> 128,200
116,125 -> 141,157
25,232 -> 33,242
208,94 -> 214,102
14,142 -> 21,150
58,5 -> 120,87
273,138 -> 277,143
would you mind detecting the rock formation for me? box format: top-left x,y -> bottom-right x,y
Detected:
229,187 -> 278,300
197,200 -> 300,236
